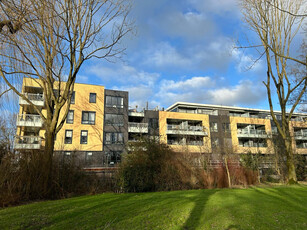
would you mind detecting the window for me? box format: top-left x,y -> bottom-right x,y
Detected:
66,110 -> 74,124
70,91 -> 75,104
80,130 -> 88,144
212,137 -> 219,148
105,114 -> 124,126
105,151 -> 121,166
82,111 -> 96,124
149,118 -> 159,129
105,132 -> 124,144
222,123 -> 231,132
210,122 -> 218,132
65,130 -> 73,144
89,93 -> 96,103
106,96 -> 124,108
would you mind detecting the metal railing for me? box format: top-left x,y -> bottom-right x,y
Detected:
239,142 -> 267,148
167,125 -> 204,132
296,143 -> 307,148
237,129 -> 267,135
294,131 -> 307,138
23,93 -> 44,101
17,114 -> 42,126
167,140 -> 203,146
128,122 -> 148,128
14,136 -> 41,149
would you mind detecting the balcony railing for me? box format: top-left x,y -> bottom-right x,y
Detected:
128,111 -> 144,117
128,122 -> 148,133
239,142 -> 267,148
167,140 -> 203,146
19,93 -> 44,107
16,114 -> 43,128
14,136 -> 41,149
296,143 -> 307,148
237,129 -> 269,138
166,124 -> 207,136
294,131 -> 307,140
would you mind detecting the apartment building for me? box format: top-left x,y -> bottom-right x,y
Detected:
166,102 -> 307,156
15,79 -> 307,169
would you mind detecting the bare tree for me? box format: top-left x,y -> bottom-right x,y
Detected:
0,0 -> 133,195
239,0 -> 307,183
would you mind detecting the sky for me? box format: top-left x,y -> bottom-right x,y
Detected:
77,0 -> 271,110
2,0 -> 303,113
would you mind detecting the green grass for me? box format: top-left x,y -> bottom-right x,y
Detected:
1,185 -> 307,230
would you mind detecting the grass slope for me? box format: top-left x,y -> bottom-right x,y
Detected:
0,185 -> 307,230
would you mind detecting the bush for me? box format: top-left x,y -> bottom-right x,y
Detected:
295,155 -> 307,181
0,150 -> 104,207
117,140 -> 258,192
117,139 -> 207,192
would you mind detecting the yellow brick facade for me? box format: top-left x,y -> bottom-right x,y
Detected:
159,111 -> 211,153
290,120 -> 307,155
18,78 -> 105,152
229,116 -> 273,154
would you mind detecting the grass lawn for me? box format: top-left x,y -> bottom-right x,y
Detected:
0,185 -> 307,230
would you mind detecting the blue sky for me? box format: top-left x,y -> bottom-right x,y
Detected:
60,0 -> 301,110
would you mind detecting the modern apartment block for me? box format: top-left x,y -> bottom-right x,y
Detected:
165,102 -> 307,156
15,78 -> 307,169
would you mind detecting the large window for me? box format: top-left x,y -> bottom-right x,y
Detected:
65,130 -> 73,144
149,118 -> 159,129
82,111 -> 96,124
106,96 -> 123,108
105,151 -> 121,166
222,123 -> 231,132
89,93 -> 96,103
105,114 -> 124,126
66,110 -> 74,124
80,130 -> 88,144
210,122 -> 218,132
105,132 -> 124,144
70,91 -> 75,104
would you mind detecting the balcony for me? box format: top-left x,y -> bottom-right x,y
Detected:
128,111 -> 144,117
296,142 -> 307,148
14,136 -> 41,150
128,122 -> 148,133
19,93 -> 44,107
167,139 -> 203,146
237,129 -> 269,138
16,114 -> 43,128
239,142 -> 267,148
166,125 -> 207,136
294,131 -> 307,140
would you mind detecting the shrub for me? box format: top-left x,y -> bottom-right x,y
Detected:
117,140 -> 258,192
117,139 -> 207,192
295,155 -> 307,181
0,150 -> 104,207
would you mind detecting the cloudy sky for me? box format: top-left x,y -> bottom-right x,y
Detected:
76,0 -> 290,110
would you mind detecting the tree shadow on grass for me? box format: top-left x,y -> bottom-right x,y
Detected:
182,189 -> 217,230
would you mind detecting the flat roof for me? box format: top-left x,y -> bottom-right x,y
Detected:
166,102 -> 307,116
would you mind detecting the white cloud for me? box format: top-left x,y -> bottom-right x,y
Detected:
76,75 -> 89,83
159,11 -> 216,40
160,76 -> 216,92
188,0 -> 240,15
144,42 -> 191,68
88,63 -> 160,86
144,38 -> 235,71
232,48 -> 264,73
157,77 -> 266,107
206,80 -> 265,106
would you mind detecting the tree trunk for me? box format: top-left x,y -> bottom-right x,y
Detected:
284,138 -> 297,184
43,126 -> 55,197
224,156 -> 231,188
